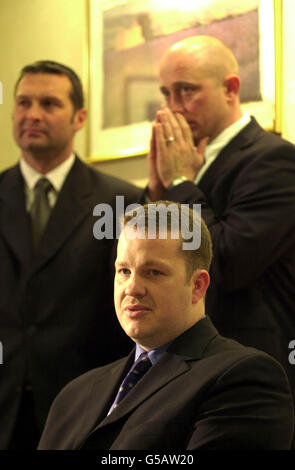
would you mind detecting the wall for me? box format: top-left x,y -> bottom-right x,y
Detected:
0,0 -> 87,171
0,0 -> 294,185
281,0 -> 295,144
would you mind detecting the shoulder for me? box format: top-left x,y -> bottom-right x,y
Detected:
239,118 -> 295,157
74,157 -> 142,201
55,356 -> 124,402
188,336 -> 293,449
0,163 -> 20,185
203,332 -> 290,389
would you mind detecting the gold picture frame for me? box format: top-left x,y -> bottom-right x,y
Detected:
86,0 -> 282,163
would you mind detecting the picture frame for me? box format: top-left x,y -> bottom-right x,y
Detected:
86,0 -> 282,162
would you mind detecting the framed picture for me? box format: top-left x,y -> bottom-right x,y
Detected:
86,0 -> 281,162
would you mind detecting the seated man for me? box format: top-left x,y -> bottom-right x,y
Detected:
38,202 -> 294,450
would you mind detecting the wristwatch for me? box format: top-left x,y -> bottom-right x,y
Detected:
168,176 -> 189,188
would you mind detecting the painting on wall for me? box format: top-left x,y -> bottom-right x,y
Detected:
87,0 -> 280,161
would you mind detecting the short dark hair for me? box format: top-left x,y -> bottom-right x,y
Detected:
123,201 -> 213,281
14,60 -> 84,111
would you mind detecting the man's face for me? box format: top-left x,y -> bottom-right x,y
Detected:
13,73 -> 84,156
114,231 -> 198,350
159,51 -> 230,144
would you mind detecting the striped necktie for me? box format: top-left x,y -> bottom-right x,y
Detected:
108,352 -> 152,415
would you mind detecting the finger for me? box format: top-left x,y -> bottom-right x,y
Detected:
155,110 -> 162,123
149,124 -> 157,160
155,123 -> 167,157
157,110 -> 175,142
163,108 -> 193,145
173,112 -> 194,144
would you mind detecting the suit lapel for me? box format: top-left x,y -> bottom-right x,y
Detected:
86,318 -> 219,437
102,353 -> 190,427
0,164 -> 33,265
32,157 -> 95,272
199,117 -> 262,193
75,353 -> 135,449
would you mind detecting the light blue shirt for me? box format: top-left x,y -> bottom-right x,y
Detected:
135,342 -> 171,366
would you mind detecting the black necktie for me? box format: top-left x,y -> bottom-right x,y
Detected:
30,177 -> 53,250
108,352 -> 152,415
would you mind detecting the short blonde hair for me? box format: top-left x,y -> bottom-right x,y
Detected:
123,201 -> 213,281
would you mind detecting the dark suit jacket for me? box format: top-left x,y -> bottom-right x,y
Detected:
163,118 -> 295,418
38,316 -> 294,450
0,156 -> 141,449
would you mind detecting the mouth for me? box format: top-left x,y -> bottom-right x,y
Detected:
124,304 -> 151,319
187,121 -> 197,129
22,129 -> 46,137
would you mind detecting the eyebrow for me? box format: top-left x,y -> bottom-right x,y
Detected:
115,260 -> 170,270
15,94 -> 62,101
160,81 -> 197,92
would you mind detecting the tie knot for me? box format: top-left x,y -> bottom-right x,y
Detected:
132,353 -> 151,375
35,177 -> 52,195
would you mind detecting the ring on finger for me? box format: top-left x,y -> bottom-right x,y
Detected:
166,136 -> 175,143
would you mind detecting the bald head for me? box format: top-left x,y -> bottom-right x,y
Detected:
158,35 -> 242,143
160,36 -> 239,84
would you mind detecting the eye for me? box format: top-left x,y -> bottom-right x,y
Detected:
42,99 -> 56,108
148,269 -> 162,277
117,268 -> 130,276
181,85 -> 194,94
160,87 -> 170,99
17,99 -> 30,107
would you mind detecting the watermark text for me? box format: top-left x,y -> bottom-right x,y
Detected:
93,197 -> 201,250
289,340 -> 295,365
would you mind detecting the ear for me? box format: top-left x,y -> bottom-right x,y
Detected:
73,108 -> 87,131
224,75 -> 240,97
191,269 -> 210,305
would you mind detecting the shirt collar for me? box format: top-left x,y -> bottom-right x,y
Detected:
19,153 -> 75,193
194,113 -> 251,185
204,113 -> 251,161
135,342 -> 171,366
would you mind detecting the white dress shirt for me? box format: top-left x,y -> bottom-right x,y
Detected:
19,153 -> 75,211
194,113 -> 251,184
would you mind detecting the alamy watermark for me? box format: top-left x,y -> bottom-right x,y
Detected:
0,341 -> 3,364
93,197 -> 201,250
289,340 -> 295,365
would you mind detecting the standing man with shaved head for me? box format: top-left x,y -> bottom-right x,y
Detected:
147,36 -> 295,443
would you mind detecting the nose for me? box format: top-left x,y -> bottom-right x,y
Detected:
25,102 -> 42,121
168,92 -> 185,114
124,274 -> 146,298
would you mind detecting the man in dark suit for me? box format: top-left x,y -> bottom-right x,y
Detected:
0,61 -> 141,449
38,202 -> 293,450
146,35 -> 295,439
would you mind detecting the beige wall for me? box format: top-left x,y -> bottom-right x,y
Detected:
282,0 -> 295,145
0,0 -> 87,171
0,0 -> 294,185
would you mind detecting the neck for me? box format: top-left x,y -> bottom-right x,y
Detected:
22,148 -> 73,174
204,107 -> 243,145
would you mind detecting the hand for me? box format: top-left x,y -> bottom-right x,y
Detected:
147,124 -> 166,201
150,107 -> 208,189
